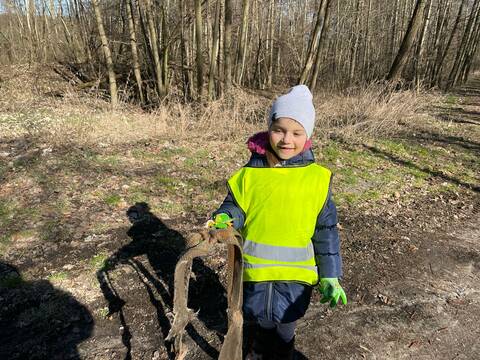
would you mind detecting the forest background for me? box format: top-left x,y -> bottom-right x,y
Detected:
1,0 -> 479,105
0,1 -> 479,359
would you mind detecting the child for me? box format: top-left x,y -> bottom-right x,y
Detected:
209,85 -> 347,360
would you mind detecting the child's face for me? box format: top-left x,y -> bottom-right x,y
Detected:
268,117 -> 308,160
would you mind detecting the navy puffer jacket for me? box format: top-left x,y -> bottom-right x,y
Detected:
213,135 -> 342,323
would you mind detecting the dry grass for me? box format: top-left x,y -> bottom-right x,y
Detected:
171,87 -> 269,140
0,64 -> 167,146
0,64 -> 437,147
313,82 -> 433,141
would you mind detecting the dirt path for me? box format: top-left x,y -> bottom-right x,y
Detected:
298,213 -> 479,360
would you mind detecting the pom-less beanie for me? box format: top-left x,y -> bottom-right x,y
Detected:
268,85 -> 315,138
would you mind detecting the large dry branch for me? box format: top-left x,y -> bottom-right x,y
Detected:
166,228 -> 244,360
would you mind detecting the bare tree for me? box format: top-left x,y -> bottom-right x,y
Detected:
91,0 -> 118,107
3,0 -> 480,102
126,0 -> 144,104
223,0 -> 233,92
446,0 -> 480,89
387,0 -> 427,82
208,0 -> 221,100
309,0 -> 331,91
299,0 -> 329,85
142,0 -> 165,98
194,0 -> 204,98
234,0 -> 250,85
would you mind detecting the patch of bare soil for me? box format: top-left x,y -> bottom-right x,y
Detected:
299,191 -> 479,360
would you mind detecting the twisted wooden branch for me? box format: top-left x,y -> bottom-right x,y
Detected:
166,228 -> 244,360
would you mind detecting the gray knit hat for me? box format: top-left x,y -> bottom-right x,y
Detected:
268,85 -> 315,138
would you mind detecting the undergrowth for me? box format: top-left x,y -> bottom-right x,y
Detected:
1,64 -> 429,147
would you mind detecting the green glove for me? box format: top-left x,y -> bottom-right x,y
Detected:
318,278 -> 347,308
206,213 -> 234,229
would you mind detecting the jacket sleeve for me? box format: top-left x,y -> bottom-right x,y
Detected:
312,191 -> 343,278
212,188 -> 246,230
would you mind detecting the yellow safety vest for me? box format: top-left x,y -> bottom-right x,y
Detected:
227,163 -> 331,285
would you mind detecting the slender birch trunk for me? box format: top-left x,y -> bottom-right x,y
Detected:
235,0 -> 250,84
126,0 -> 144,104
91,0 -> 118,107
224,0 -> 233,92
144,0 -> 165,97
194,0 -> 204,98
208,0 -> 221,100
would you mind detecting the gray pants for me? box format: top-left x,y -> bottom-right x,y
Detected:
257,318 -> 296,343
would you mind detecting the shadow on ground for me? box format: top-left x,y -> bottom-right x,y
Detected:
0,262 -> 93,359
362,144 -> 480,193
360,77 -> 480,194
97,202 -> 228,359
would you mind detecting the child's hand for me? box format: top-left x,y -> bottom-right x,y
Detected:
205,213 -> 234,229
318,278 -> 347,308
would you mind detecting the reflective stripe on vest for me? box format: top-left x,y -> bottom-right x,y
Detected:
243,239 -> 315,262
227,164 -> 331,285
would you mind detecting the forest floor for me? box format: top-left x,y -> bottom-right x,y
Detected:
0,70 -> 479,360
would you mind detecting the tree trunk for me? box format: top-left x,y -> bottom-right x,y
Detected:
458,5 -> 480,84
179,0 -> 193,101
446,0 -> 480,88
217,0 -> 224,96
427,0 -> 452,85
91,0 -> 118,107
362,0 -> 372,81
309,0 -> 330,91
161,3 -> 169,94
26,0 -> 36,62
390,0 -> 399,63
224,0 -> 233,92
415,0 -> 432,84
126,0 -> 144,104
208,0 -> 221,100
194,0 -> 204,98
235,0 -> 250,85
461,21 -> 480,83
299,0 -> 329,85
143,0 -> 165,98
348,0 -> 361,83
266,0 -> 275,87
387,0 -> 427,82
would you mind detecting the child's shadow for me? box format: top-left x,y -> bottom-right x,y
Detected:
97,202 -> 227,360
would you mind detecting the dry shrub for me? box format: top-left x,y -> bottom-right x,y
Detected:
313,82 -> 432,142
1,107 -> 167,148
0,64 -> 168,147
0,64 -> 72,112
167,87 -> 270,140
